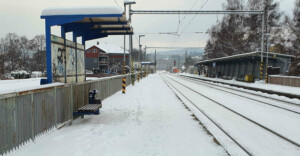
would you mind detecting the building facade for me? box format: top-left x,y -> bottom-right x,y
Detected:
85,46 -> 109,73
85,44 -> 130,74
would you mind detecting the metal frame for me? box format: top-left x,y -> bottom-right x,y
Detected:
131,10 -> 263,15
41,13 -> 133,84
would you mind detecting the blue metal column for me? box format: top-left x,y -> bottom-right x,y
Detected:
45,20 -> 52,83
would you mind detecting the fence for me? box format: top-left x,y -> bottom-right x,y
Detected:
269,75 -> 300,87
0,72 -> 141,155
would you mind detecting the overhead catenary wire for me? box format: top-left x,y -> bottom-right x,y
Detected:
113,0 -> 123,10
180,0 -> 210,34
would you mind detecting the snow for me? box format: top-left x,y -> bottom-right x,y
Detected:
180,73 -> 300,97
10,70 -> 29,75
0,78 -> 64,95
163,74 -> 300,156
94,44 -> 129,54
41,6 -> 123,17
86,77 -> 101,81
31,71 -> 43,78
6,74 -> 226,156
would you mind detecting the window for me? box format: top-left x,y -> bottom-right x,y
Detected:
92,49 -> 97,53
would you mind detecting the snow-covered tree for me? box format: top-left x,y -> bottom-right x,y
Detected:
204,0 -> 282,59
288,0 -> 300,76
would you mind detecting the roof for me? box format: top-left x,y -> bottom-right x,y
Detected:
41,6 -> 123,17
40,6 -> 134,40
196,51 -> 294,65
93,44 -> 129,54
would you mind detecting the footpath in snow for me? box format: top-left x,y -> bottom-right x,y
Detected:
7,74 -> 227,156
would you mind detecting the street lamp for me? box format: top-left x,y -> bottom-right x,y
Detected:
139,35 -> 145,63
124,0 -> 136,5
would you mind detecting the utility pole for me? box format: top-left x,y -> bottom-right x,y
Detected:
155,49 -> 157,73
124,1 -> 136,86
260,0 -> 266,80
122,2 -> 130,94
265,34 -> 271,84
138,35 -> 145,81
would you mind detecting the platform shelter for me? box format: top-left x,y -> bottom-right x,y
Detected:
195,51 -> 294,81
41,6 -> 133,83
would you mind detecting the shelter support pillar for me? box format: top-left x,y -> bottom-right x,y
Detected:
260,60 -> 264,80
226,64 -> 229,78
45,21 -> 52,83
252,61 -> 256,80
231,63 -> 235,79
237,62 -> 241,80
244,62 -> 248,81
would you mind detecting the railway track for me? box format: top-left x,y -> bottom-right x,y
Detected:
161,73 -> 300,156
179,74 -> 300,100
177,75 -> 300,115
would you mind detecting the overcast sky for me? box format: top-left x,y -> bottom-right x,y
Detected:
0,0 -> 295,53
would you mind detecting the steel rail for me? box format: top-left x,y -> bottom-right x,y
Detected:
165,74 -> 300,148
177,75 -> 300,115
160,74 -> 251,156
179,75 -> 300,106
179,74 -> 300,101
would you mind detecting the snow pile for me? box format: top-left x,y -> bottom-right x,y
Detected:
41,6 -> 123,17
31,71 -> 43,78
10,70 -> 30,79
0,78 -> 64,95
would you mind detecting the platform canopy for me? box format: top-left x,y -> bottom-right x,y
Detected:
196,51 -> 294,66
41,6 -> 134,83
41,6 -> 134,41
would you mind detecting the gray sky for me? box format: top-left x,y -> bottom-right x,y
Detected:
0,0 -> 295,53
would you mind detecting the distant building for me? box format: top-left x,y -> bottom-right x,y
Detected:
85,44 -> 130,74
99,44 -> 130,66
157,59 -> 175,71
85,46 -> 109,73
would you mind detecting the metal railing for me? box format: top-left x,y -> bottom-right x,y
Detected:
0,72 -> 142,155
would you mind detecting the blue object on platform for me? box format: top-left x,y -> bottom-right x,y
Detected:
89,90 -> 99,104
40,79 -> 48,85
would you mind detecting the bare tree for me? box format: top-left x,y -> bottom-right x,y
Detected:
30,35 -> 46,72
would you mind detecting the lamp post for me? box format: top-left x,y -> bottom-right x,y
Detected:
138,35 -> 145,81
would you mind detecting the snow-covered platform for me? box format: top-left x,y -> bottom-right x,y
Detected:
7,74 -> 227,156
0,78 -> 64,95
